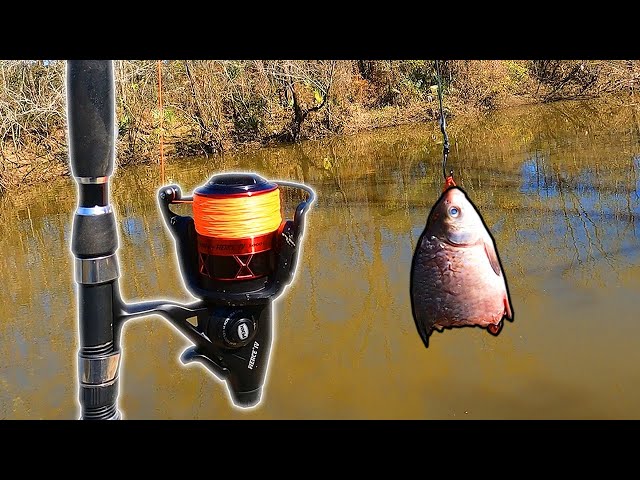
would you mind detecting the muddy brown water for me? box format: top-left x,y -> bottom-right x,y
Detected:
1,98 -> 639,419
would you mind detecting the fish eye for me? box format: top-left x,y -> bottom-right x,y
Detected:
448,206 -> 460,217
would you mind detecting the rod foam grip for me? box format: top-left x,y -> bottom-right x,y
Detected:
67,60 -> 115,178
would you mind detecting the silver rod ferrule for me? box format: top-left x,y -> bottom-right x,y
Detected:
75,254 -> 120,284
76,205 -> 113,216
77,176 -> 109,184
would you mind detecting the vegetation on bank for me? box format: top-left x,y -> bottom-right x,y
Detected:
1,60 -> 638,193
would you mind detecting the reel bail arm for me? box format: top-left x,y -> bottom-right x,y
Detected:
157,179 -> 315,304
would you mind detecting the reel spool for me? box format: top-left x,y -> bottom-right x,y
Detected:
193,173 -> 282,286
159,173 -> 314,303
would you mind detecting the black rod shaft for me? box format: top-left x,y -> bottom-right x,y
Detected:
67,60 -> 122,420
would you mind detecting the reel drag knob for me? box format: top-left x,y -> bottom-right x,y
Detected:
219,313 -> 256,348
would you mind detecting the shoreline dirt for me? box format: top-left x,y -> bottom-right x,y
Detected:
1,91 -> 636,197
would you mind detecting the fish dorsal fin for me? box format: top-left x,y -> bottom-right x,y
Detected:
484,237 -> 503,277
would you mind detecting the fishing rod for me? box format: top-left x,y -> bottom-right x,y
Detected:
68,60 -> 315,419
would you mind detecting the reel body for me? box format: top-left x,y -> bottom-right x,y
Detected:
142,173 -> 314,407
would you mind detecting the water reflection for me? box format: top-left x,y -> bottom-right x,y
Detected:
1,98 -> 639,419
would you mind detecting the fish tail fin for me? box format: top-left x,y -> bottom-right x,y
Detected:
487,320 -> 503,337
416,322 -> 433,349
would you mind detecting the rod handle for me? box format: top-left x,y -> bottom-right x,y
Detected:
67,60 -> 115,179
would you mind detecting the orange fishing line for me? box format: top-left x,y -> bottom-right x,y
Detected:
157,60 -> 165,185
193,189 -> 283,239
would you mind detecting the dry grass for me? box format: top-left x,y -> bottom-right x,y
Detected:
1,60 -> 638,194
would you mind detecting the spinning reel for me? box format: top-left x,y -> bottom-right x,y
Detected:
68,60 -> 315,419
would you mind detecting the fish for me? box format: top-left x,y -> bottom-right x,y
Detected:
410,185 -> 513,348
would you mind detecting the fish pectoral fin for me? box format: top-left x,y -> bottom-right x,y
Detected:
504,296 -> 514,321
483,238 -> 503,277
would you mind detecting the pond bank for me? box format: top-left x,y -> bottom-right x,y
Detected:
0,58 -> 638,196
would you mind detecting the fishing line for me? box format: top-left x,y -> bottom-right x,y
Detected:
193,187 -> 283,239
435,60 -> 456,189
157,60 -> 166,185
